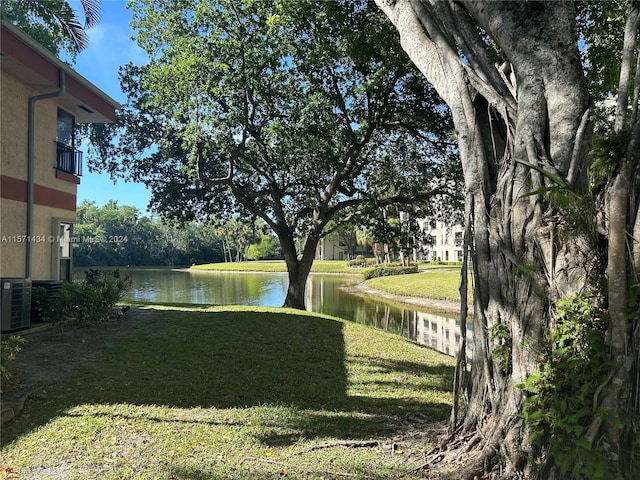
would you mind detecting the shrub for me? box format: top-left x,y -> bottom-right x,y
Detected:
362,264 -> 418,280
347,255 -> 368,268
32,269 -> 131,325
31,286 -> 50,321
0,336 -> 26,388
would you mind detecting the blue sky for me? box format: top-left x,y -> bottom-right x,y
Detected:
67,1 -> 152,214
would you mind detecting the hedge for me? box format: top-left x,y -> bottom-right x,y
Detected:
362,264 -> 419,280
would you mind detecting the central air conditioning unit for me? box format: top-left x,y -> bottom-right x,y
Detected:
1,278 -> 32,333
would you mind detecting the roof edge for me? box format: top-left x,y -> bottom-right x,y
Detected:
1,19 -> 122,112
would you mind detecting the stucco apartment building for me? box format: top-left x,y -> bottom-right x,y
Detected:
419,218 -> 464,263
1,21 -> 118,330
315,217 -> 464,263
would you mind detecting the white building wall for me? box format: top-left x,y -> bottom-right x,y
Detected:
418,218 -> 464,262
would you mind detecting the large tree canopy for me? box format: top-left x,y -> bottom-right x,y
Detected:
92,0 -> 459,308
374,0 -> 639,478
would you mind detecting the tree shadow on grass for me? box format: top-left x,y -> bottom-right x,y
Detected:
1,307 -> 453,448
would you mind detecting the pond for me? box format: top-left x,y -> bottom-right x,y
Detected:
79,267 -> 472,359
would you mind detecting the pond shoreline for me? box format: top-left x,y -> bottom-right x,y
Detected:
186,267 -> 360,276
188,266 -> 462,315
348,283 -> 462,316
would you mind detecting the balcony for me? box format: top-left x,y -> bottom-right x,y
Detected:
55,141 -> 82,177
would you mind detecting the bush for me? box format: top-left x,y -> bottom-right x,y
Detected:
1,336 -> 26,388
347,255 -> 366,268
363,264 -> 418,280
33,269 -> 131,325
347,256 -> 377,268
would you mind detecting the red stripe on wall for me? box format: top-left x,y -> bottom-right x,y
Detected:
1,175 -> 76,212
0,175 -> 26,202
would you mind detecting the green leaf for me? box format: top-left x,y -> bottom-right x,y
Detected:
515,159 -> 574,192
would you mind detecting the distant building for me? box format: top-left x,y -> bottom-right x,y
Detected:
315,236 -> 370,261
1,20 -> 119,282
315,216 -> 464,263
418,218 -> 464,262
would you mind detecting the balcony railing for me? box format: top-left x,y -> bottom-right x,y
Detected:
56,141 -> 82,176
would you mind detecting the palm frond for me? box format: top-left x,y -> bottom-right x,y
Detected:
515,159 -> 575,192
4,0 -> 97,53
80,0 -> 101,28
47,0 -> 90,52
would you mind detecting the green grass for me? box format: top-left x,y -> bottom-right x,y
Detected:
192,259 -> 356,274
1,306 -> 454,479
365,271 -> 472,303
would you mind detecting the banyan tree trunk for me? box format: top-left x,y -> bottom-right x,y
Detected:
375,0 -> 639,477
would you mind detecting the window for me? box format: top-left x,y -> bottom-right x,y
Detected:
56,109 -> 82,176
55,221 -> 73,282
454,231 -> 463,247
57,108 -> 74,147
59,222 -> 72,259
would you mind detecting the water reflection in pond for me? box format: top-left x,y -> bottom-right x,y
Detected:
307,277 -> 473,360
81,268 -> 472,359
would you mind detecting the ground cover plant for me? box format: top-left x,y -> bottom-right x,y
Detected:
0,306 -> 454,479
0,336 -> 25,388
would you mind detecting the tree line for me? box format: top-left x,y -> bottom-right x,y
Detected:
73,200 -> 441,267
73,200 -> 281,266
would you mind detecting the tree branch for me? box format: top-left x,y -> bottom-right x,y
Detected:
374,0 -> 457,107
196,141 -> 233,185
329,66 -> 357,142
447,1 -> 517,116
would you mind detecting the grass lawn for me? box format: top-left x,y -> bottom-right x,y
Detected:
1,306 -> 454,479
365,271 -> 472,303
191,260 -> 356,274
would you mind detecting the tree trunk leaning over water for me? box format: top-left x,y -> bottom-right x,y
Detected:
375,0 -> 640,478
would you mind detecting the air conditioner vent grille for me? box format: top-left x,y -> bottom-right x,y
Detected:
1,278 -> 32,332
